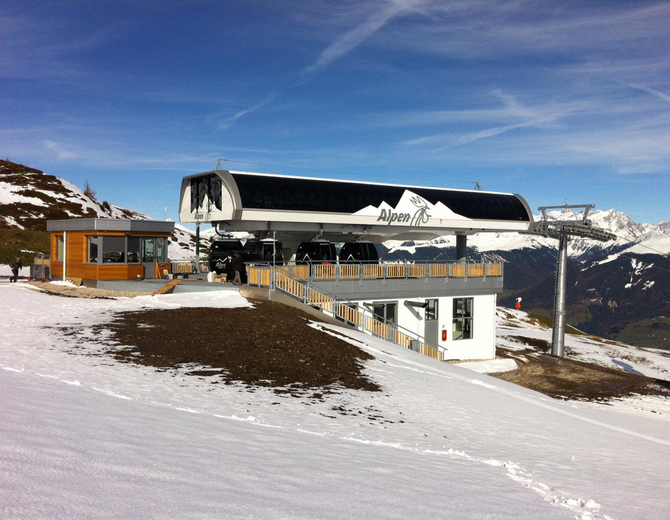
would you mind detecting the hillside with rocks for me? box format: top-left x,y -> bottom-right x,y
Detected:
0,160 -> 206,265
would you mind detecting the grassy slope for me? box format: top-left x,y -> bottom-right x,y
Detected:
0,228 -> 50,266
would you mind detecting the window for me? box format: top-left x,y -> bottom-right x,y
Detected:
372,302 -> 397,325
127,237 -> 140,263
425,299 -> 438,321
102,236 -> 125,263
55,236 -> 64,261
452,298 -> 473,340
156,238 -> 166,262
87,236 -> 100,263
142,238 -> 155,262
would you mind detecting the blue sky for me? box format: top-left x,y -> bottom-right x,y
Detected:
2,0 -> 669,224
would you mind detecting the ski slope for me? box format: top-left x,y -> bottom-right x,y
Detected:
1,283 -> 669,519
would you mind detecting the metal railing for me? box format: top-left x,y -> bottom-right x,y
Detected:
171,260 -> 209,274
247,263 -> 447,362
252,260 -> 503,284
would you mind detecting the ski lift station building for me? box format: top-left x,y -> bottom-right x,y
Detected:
179,170 -> 534,361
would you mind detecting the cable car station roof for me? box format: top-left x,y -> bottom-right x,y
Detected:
179,170 -> 533,242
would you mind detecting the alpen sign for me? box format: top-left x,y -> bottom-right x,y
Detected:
354,189 -> 467,226
378,195 -> 431,226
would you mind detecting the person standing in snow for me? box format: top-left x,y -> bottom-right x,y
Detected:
10,257 -> 22,283
231,252 -> 244,285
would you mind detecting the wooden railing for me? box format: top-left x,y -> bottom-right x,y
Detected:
242,260 -> 504,364
248,261 -> 503,288
337,304 -> 362,326
261,268 -> 447,362
274,270 -> 304,299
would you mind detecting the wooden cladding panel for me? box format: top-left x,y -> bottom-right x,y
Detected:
408,264 -> 426,278
393,330 -> 413,348
364,265 -> 383,279
275,272 -> 304,299
175,263 -> 194,273
365,317 -> 389,339
428,264 -> 447,277
308,289 -> 333,312
487,263 -> 503,276
95,265 -> 144,281
313,265 -> 337,280
249,267 -> 260,285
337,304 -> 361,326
386,265 -> 406,278
421,344 -> 442,360
339,264 -> 360,279
292,265 -> 309,281
449,264 -> 466,277
467,264 -> 485,277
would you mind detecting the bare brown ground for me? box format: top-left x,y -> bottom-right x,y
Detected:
29,281 -> 144,299
94,299 -> 380,395
35,286 -> 670,402
492,347 -> 670,401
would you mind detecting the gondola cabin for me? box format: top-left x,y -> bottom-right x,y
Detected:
47,219 -> 175,284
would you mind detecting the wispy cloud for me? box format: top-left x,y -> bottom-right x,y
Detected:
219,0 -> 427,130
628,84 -> 670,105
303,0 -> 426,76
44,140 -> 79,160
218,94 -> 276,130
401,91 -> 577,149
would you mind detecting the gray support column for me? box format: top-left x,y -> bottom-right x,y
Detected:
456,234 -> 467,263
551,233 -> 569,357
195,224 -> 201,273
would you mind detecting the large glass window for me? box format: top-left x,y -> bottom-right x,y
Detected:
55,236 -> 64,261
426,299 -> 438,321
452,298 -> 473,340
142,238 -> 155,262
127,237 -> 140,263
156,238 -> 166,262
102,236 -> 125,263
87,236 -> 100,263
372,302 -> 397,325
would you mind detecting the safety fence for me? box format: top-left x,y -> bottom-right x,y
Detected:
249,264 -> 446,362
171,260 -> 209,274
257,260 -> 502,283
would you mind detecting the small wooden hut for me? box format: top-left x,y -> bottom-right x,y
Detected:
47,219 -> 175,283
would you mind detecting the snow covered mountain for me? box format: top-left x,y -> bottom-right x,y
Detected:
384,208 -> 661,261
0,160 -> 207,262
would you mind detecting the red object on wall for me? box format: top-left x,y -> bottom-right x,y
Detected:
442,328 -> 447,341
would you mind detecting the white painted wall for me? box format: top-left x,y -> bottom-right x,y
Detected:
349,293 -> 497,361
438,294 -> 496,361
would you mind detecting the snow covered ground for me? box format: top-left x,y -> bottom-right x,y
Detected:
2,283 -> 670,519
